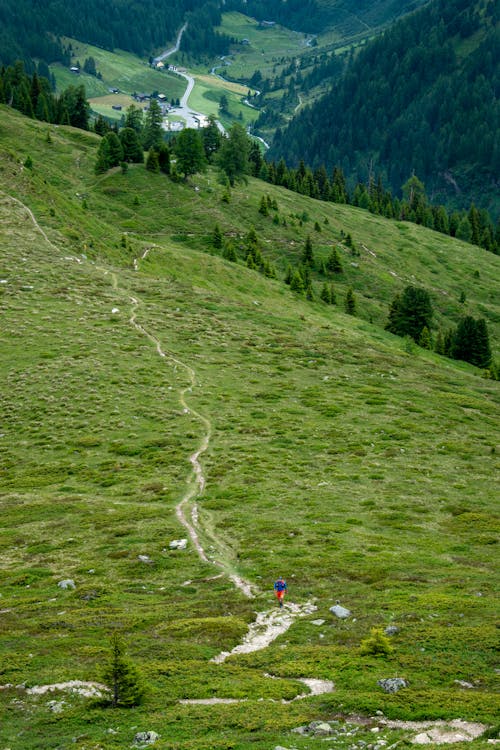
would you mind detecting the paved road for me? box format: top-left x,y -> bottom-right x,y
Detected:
154,23 -> 225,132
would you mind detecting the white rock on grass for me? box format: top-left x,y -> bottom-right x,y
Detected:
57,579 -> 76,590
133,730 -> 160,746
169,539 -> 188,550
330,603 -> 351,618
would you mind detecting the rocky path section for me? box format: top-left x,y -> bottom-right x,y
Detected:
211,601 -> 317,663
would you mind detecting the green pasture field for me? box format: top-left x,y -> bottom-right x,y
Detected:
0,107 -> 499,749
188,73 -> 259,128
216,12 -> 312,81
51,39 -> 186,102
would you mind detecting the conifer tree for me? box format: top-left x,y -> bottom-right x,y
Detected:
320,282 -> 330,303
213,224 -> 223,249
302,235 -> 315,267
290,269 -> 305,294
345,287 -> 356,315
419,326 -> 432,349
119,127 -> 143,163
327,248 -> 343,273
157,144 -> 170,174
101,633 -> 145,708
146,149 -> 159,172
258,195 -> 268,216
142,98 -> 163,150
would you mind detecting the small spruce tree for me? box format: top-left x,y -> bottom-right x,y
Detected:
290,269 -> 305,294
302,235 -> 315,267
258,195 -> 268,216
212,224 -> 223,249
419,326 -> 432,350
345,287 -> 356,315
359,627 -> 394,657
102,633 -> 145,707
320,282 -> 331,304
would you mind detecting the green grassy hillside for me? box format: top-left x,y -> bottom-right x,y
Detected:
0,107 -> 499,749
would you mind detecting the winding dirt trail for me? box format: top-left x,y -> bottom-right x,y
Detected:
6,198 -> 490,739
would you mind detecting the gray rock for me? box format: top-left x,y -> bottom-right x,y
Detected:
311,721 -> 334,736
384,626 -> 399,636
291,726 -> 308,735
138,555 -> 153,564
330,604 -> 351,619
57,579 -> 76,590
377,678 -> 408,693
133,731 -> 159,746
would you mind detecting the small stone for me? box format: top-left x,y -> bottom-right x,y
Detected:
133,730 -> 159,746
57,579 -> 76,590
138,555 -> 152,563
377,677 -> 408,693
311,722 -> 333,736
384,626 -> 399,636
169,539 -> 188,550
311,619 -> 325,626
454,679 -> 474,689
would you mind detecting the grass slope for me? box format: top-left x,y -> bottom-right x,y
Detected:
0,107 -> 499,749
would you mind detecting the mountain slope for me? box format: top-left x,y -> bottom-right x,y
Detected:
270,0 -> 499,217
0,107 -> 499,748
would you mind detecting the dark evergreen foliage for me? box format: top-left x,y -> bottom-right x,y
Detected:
101,633 -> 145,708
270,0 -> 499,217
452,316 -> 492,368
385,286 -> 433,342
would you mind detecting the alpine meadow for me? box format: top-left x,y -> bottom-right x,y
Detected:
0,1 -> 499,748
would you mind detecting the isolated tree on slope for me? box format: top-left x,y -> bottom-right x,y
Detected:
102,633 -> 145,708
174,128 -> 206,177
386,285 -> 433,342
217,122 -> 250,186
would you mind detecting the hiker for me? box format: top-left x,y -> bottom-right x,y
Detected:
274,576 -> 287,608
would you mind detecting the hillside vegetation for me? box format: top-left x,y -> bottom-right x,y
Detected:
271,0 -> 500,218
0,107 -> 499,749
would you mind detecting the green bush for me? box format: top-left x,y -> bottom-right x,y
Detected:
359,627 -> 394,656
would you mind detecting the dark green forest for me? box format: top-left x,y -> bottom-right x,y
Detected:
0,0 -> 226,69
223,0 -> 427,34
270,0 -> 499,217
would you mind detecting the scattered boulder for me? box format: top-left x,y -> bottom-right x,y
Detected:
384,625 -> 399,636
57,579 -> 76,590
311,618 -> 325,626
454,679 -> 474,689
133,730 -> 159,746
138,555 -> 153,564
311,721 -> 334,736
169,539 -> 188,550
377,677 -> 408,693
330,603 -> 351,619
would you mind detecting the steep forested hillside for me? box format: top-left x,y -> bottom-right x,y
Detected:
270,0 -> 499,216
0,0 -> 227,69
223,0 -> 427,33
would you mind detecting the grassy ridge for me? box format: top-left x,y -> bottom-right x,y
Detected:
0,107 -> 499,748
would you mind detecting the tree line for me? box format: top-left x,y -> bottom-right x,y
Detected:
0,0 -> 229,71
252,157 -> 500,256
0,61 -> 89,129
